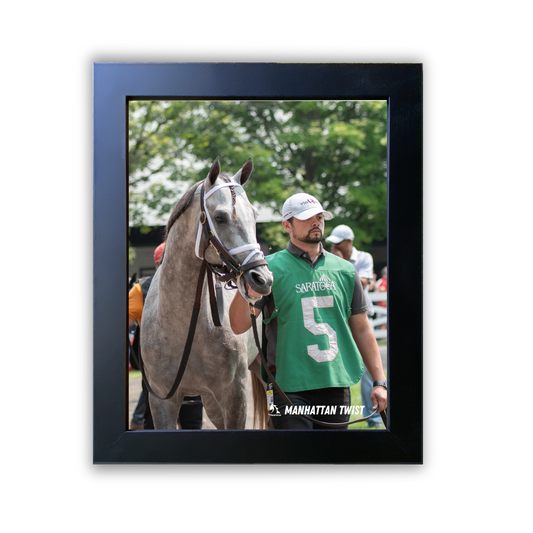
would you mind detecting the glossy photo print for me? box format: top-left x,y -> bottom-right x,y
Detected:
127,100 -> 388,432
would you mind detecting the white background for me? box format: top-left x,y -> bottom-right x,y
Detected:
2,1 -> 531,531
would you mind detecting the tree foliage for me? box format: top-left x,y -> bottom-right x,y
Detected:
129,100 -> 387,248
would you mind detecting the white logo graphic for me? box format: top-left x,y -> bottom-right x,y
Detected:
295,274 -> 336,294
268,404 -> 281,416
282,405 -> 365,415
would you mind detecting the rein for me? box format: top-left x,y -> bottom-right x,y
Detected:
132,181 -> 268,402
249,306 -> 388,429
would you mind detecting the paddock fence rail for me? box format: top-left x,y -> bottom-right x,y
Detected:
369,292 -> 387,339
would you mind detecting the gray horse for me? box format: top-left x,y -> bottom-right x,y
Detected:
140,157 -> 273,430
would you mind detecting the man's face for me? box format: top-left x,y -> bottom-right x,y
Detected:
331,239 -> 352,259
284,214 -> 325,245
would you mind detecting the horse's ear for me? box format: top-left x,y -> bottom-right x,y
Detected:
235,158 -> 253,185
205,157 -> 221,189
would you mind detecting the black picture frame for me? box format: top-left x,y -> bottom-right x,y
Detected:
93,62 -> 422,464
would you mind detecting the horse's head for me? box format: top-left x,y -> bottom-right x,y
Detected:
202,157 -> 273,303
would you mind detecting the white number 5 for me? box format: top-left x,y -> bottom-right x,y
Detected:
301,296 -> 338,363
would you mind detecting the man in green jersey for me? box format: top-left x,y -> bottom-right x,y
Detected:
229,193 -> 387,429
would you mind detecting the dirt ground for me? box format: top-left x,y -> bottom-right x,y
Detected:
128,344 -> 387,430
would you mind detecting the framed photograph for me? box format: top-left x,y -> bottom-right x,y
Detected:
93,63 -> 422,464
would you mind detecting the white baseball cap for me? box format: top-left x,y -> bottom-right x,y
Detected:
325,224 -> 355,244
282,193 -> 333,221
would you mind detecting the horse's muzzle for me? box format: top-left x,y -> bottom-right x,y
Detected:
244,267 -> 273,297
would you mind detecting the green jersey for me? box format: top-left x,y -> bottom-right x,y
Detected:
263,248 -> 365,392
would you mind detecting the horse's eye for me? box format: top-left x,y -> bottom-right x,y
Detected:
215,214 -> 226,224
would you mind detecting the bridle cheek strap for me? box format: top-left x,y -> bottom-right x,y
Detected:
195,182 -> 244,260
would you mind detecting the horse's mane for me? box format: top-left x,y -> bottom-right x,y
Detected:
164,174 -> 233,241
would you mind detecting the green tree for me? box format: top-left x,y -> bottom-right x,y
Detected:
129,100 -> 387,248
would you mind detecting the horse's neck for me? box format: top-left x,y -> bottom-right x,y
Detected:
158,219 -> 204,310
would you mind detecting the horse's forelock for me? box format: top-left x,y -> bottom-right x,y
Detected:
217,173 -> 232,183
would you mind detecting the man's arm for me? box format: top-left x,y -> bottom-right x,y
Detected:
348,312 -> 387,412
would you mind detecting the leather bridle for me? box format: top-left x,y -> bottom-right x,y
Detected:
197,180 -> 269,290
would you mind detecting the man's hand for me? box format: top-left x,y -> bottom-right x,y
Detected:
348,312 -> 388,413
371,385 -> 387,413
229,283 -> 263,335
246,282 -> 262,299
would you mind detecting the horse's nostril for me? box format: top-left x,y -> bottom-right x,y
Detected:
251,272 -> 265,286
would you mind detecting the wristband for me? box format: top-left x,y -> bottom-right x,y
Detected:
373,380 -> 387,389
